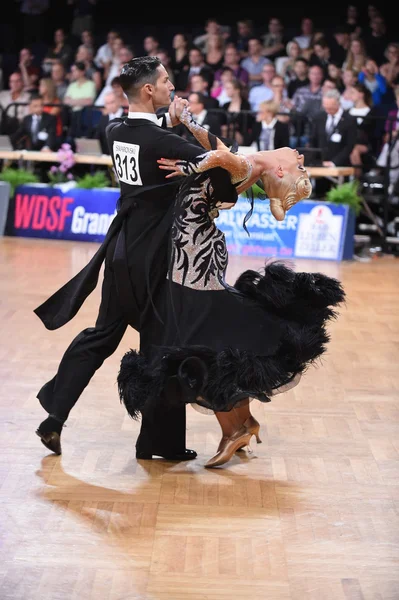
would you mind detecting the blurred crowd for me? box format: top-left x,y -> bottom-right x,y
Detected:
0,3 -> 399,197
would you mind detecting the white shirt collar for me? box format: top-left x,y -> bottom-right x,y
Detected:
193,109 -> 207,125
128,111 -> 161,125
262,118 -> 277,130
328,108 -> 343,123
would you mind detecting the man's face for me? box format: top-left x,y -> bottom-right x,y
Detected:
322,97 -> 340,115
187,94 -> 203,115
262,65 -> 276,84
9,74 -> 23,92
151,65 -> 175,109
30,99 -> 43,116
190,75 -> 206,93
52,64 -> 65,80
309,66 -> 323,85
189,50 -> 202,66
104,93 -> 119,114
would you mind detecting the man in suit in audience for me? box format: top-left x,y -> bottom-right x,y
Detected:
309,88 -> 358,196
11,94 -> 57,151
175,92 -> 221,145
95,90 -> 126,154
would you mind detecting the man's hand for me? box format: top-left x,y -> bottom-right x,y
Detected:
168,96 -> 190,126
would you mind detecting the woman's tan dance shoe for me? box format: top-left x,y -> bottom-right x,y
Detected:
243,415 -> 262,444
205,427 -> 253,468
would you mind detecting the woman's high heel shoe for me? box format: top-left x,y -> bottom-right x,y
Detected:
243,416 -> 262,444
205,427 -> 253,468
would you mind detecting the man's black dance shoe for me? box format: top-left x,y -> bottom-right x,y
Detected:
136,448 -> 197,461
36,416 -> 63,455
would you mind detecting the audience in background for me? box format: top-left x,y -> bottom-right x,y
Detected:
0,5 -> 397,196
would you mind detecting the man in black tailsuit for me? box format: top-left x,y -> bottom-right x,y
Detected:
34,56 -> 212,460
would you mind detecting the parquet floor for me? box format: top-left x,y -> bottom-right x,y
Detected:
1,236 -> 398,600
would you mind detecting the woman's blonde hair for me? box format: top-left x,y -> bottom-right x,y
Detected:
261,170 -> 312,221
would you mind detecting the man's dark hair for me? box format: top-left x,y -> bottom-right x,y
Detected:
74,61 -> 86,72
119,56 -> 162,101
189,91 -> 206,107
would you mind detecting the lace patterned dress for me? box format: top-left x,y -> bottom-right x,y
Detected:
117,164 -> 345,418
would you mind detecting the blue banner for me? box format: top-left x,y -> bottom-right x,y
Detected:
11,184 -> 119,242
11,185 -> 354,260
217,197 -> 355,261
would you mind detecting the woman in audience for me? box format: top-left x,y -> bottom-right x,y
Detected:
327,62 -> 344,93
170,33 -> 190,87
42,28 -> 73,74
276,40 -> 302,81
204,32 -> 225,74
342,38 -> 368,74
220,78 -> 253,146
38,77 -> 63,140
210,67 -> 236,105
349,82 -> 378,176
379,43 -> 399,88
358,58 -> 388,107
340,68 -> 357,109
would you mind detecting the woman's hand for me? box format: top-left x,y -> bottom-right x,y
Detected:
157,158 -> 187,178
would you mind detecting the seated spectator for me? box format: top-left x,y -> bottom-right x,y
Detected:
308,38 -> 333,78
340,68 -> 357,110
204,32 -> 225,73
18,47 -> 41,93
42,28 -> 73,74
349,82 -> 380,176
170,33 -> 190,87
95,45 -> 134,106
276,40 -> 302,81
379,43 -> 399,89
94,29 -> 120,70
293,17 -> 315,53
189,73 -> 219,110
210,67 -> 236,107
241,37 -> 272,89
327,62 -> 344,93
230,19 -> 255,59
260,17 -> 286,61
143,35 -> 160,57
110,76 -> 129,110
63,61 -> 96,112
175,47 -> 214,96
156,48 -> 175,86
358,58 -> 388,107
95,90 -> 125,154
38,77 -> 63,140
342,38 -> 368,75
11,94 -> 57,151
383,85 -> 399,140
286,57 -> 309,98
248,62 -> 276,112
50,61 -> 68,102
220,79 -> 254,146
212,44 -> 250,89
174,91 -> 221,144
0,71 -> 31,128
329,24 -> 351,67
75,44 -> 103,94
249,99 -> 290,150
309,88 -> 358,196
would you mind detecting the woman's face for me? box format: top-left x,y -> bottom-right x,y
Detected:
39,80 -> 46,95
328,64 -> 340,79
351,40 -> 362,55
343,69 -> 356,86
223,81 -> 235,97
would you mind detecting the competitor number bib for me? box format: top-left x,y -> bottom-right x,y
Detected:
113,141 -> 142,185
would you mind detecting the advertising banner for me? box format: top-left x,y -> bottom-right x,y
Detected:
10,185 -> 354,260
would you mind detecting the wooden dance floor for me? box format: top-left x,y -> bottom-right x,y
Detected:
1,236 -> 398,600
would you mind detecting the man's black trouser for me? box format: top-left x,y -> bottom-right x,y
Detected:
37,236 -> 186,456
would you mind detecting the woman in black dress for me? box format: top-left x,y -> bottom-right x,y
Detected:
118,108 -> 345,468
